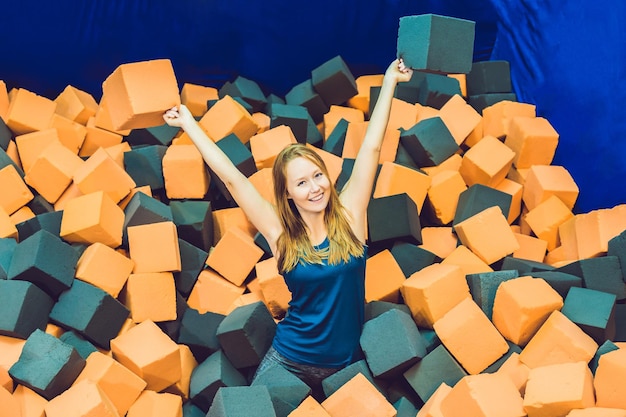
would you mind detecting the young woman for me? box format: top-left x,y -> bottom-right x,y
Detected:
163,58 -> 412,399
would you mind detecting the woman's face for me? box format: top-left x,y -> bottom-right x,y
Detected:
284,156 -> 331,215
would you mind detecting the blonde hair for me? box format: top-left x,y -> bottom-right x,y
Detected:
272,143 -> 364,273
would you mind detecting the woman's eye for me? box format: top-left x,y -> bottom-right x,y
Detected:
297,181 -> 306,186
315,172 -> 323,178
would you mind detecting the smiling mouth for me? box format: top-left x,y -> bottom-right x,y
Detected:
309,193 -> 324,202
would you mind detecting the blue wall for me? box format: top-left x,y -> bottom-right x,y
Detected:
1,0 -> 623,213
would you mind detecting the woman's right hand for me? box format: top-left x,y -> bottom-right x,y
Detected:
163,104 -> 194,129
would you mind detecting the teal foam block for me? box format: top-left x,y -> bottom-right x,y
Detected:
323,118 -> 349,157
360,309 -> 427,379
561,286 -> 617,344
123,144 -> 167,190
311,55 -> 358,107
0,280 -> 54,339
305,113 -> 323,148
59,330 -> 99,360
501,256 -> 555,274
365,300 -> 411,322
27,195 -> 55,215
285,79 -> 329,124
269,103 -> 309,143
394,396 -> 419,417
394,140 -> 421,171
367,193 -> 422,247
208,385 -> 276,417
231,96 -> 254,114
390,241 -> 438,278
368,72 -> 427,113
589,340 -> 620,374
174,239 -> 208,297
219,75 -> 268,114
616,304 -> 626,342
126,123 -> 180,147
15,210 -> 63,242
453,184 -> 512,227
466,269 -> 519,320
608,229 -> 626,282
189,350 -> 248,412
403,344 -> 467,403
417,327 -> 440,354
555,256 -> 626,301
399,117 -> 459,168
251,365 -> 311,417
334,158 -> 355,192
253,232 -> 272,261
321,359 -> 382,398
265,93 -> 285,113
213,133 -> 258,201
0,237 -> 17,279
122,191 -> 173,247
9,329 -> 86,400
171,200 -> 213,252
49,279 -> 130,349
528,270 -> 582,299
0,116 -> 11,150
0,146 -> 24,176
468,92 -> 518,114
466,60 -> 512,96
216,301 -> 277,369
183,402 -> 206,417
397,14 -> 475,74
7,229 -> 79,298
417,73 -> 462,109
178,307 -> 226,363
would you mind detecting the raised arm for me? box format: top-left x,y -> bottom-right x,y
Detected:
339,59 -> 413,240
163,105 -> 282,247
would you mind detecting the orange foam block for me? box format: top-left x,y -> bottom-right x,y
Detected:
0,207 -> 17,239
433,298 -> 509,374
347,74 -> 383,116
10,205 -> 35,225
416,382 -> 452,417
44,379 -> 118,417
162,344 -> 197,401
496,352 -> 530,396
121,272 -> 177,323
80,117 -> 124,158
453,206 -> 520,265
59,190 -> 125,247
373,161 -> 431,213
364,249 -> 406,303
523,361 -> 595,417
187,269 -> 246,316
421,153 -> 462,177
73,146 -> 136,203
252,112 -> 270,134
512,232 -> 548,263
5,88 -> 57,135
249,167 -> 275,205
323,104 -> 364,138
415,103 -> 440,124
321,373 -> 396,417
54,84 -> 99,125
24,141 -> 84,204
598,204 -> 626,245
212,206 -> 257,243
127,221 -> 181,273
459,135 -> 515,187
118,185 -> 152,211
162,144 -> 209,199
49,113 -> 87,153
505,116 -> 559,169
495,178 -> 523,224
492,276 -> 564,346
125,390 -> 182,417
0,386 -> 21,417
567,409 -> 626,417
401,263 -> 471,329
524,194 -> 574,251
342,121 -> 399,164
102,58 -> 180,130
522,164 -> 579,211
388,97 -> 420,131
0,366 -> 11,392
206,226 -> 264,286
93,93 -> 132,136
0,80 -> 8,119
518,310 -> 598,369
73,351 -> 147,416
110,320 -> 182,392
442,244 -> 493,276
482,100 -> 535,139
439,373 -> 525,417
288,395 -> 331,416
75,242 -> 134,297
249,124 -> 297,169
438,94 -> 482,145
424,170 -> 467,225
180,82 -> 219,117
0,164 -> 33,215
419,226 -> 458,259
256,257 -> 292,319
14,128 -> 63,173
594,348 -> 626,409
198,94 -> 259,143
13,384 -> 49,417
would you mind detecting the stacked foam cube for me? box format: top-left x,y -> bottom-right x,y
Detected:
0,13 -> 625,417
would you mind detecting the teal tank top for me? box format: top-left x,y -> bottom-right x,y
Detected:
272,237 -> 367,367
